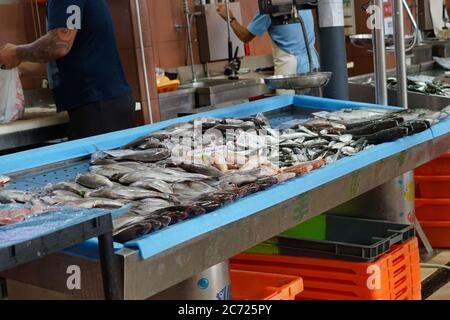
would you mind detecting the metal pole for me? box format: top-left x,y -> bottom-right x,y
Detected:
98,231 -> 122,300
135,0 -> 154,124
225,0 -> 233,62
318,0 -> 349,100
394,0 -> 433,255
393,0 -> 408,109
183,0 -> 198,83
372,0 -> 388,105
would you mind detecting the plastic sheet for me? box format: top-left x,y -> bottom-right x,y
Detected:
0,205 -> 108,249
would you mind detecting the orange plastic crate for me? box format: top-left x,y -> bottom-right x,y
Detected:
231,238 -> 421,300
416,199 -> 450,221
420,221 -> 450,248
416,153 -> 450,176
416,176 -> 450,199
415,199 -> 450,248
230,270 -> 303,300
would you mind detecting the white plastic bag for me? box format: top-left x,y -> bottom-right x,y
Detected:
0,68 -> 25,124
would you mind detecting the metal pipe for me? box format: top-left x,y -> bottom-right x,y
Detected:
135,0 -> 154,124
98,231 -> 122,300
183,0 -> 198,83
372,0 -> 388,105
318,0 -> 349,100
225,0 -> 233,62
402,0 -> 421,48
393,0 -> 408,109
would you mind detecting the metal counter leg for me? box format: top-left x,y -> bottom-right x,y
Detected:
0,278 -> 6,299
98,232 -> 122,300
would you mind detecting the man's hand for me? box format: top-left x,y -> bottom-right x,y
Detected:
217,4 -> 234,21
0,44 -> 20,70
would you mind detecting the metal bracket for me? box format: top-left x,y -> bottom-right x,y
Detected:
414,217 -> 434,256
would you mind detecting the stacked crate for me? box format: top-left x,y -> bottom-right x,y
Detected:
416,153 -> 450,248
232,238 -> 421,300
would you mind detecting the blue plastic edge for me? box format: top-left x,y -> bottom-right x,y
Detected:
1,95 -> 448,261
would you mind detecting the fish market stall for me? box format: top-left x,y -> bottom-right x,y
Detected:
0,95 -> 449,299
349,61 -> 450,111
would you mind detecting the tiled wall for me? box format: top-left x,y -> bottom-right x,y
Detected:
0,0 -> 272,124
147,0 -> 272,69
0,3 -> 47,89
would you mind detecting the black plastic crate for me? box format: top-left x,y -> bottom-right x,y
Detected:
276,215 -> 416,262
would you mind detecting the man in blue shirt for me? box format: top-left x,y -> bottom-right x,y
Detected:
217,5 -> 319,77
0,0 -> 134,140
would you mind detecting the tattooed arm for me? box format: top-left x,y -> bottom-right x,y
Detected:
0,28 -> 77,69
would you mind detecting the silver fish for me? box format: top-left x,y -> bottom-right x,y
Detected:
339,134 -> 354,143
130,179 -> 174,194
0,190 -> 35,203
106,149 -> 171,163
120,168 -> 209,185
86,187 -> 170,201
90,164 -> 135,181
219,174 -> 259,187
46,182 -> 90,196
172,181 -> 217,197
179,163 -> 225,178
67,198 -> 127,209
75,173 -> 114,189
51,190 -> 82,199
303,138 -> 329,148
41,195 -> 82,205
0,175 -> 11,186
341,146 -> 358,156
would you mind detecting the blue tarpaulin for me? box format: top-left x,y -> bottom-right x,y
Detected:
0,205 -> 109,249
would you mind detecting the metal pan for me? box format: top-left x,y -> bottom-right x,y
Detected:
264,72 -> 332,91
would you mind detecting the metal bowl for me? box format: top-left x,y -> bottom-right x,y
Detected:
350,34 -> 415,50
264,72 -> 332,91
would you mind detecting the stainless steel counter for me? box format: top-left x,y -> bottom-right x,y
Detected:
158,88 -> 196,121
178,74 -> 271,108
349,62 -> 450,111
0,89 -> 69,152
